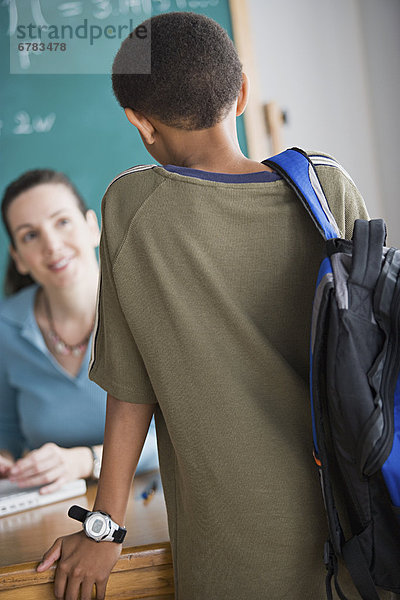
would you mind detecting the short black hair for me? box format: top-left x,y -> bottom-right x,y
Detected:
112,12 -> 243,130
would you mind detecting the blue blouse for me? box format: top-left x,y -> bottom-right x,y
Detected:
0,285 -> 158,473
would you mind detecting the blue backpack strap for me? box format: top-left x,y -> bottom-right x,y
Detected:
263,147 -> 340,241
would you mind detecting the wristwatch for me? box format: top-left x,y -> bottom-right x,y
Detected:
68,505 -> 127,543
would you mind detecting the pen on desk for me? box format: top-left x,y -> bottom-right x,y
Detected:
142,480 -> 158,505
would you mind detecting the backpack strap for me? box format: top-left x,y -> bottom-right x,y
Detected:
263,147 -> 341,241
342,538 -> 381,600
265,149 -> 385,600
349,218 -> 386,305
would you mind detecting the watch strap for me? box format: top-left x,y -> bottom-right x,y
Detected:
112,526 -> 127,544
68,504 -> 89,523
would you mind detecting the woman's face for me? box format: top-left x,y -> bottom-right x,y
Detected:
7,183 -> 100,290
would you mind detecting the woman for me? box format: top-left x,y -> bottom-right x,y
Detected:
0,169 -> 158,494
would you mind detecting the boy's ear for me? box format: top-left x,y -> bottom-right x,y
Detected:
236,72 -> 250,117
9,245 -> 29,276
124,108 -> 156,145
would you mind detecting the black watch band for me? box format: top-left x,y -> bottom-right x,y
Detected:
68,504 -> 89,523
112,527 -> 127,543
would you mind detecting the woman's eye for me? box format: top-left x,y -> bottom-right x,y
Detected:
58,218 -> 70,227
22,230 -> 37,243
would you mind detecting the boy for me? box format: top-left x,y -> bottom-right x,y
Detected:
38,12 -> 374,600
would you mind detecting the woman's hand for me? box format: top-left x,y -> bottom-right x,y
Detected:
0,453 -> 14,478
37,531 -> 121,600
8,443 -> 93,493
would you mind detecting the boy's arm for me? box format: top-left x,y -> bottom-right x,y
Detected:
37,394 -> 154,600
93,394 -> 154,521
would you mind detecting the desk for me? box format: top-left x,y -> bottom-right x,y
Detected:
0,471 -> 174,599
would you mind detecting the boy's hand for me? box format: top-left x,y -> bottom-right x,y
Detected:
35,396 -> 153,598
37,531 -> 122,599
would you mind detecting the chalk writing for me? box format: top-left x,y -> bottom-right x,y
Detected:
32,113 -> 56,132
15,44 -> 47,70
13,111 -> 56,135
7,0 -> 48,36
151,0 -> 170,11
7,0 -> 18,36
31,0 -> 47,26
173,0 -> 219,8
13,111 -> 33,134
92,0 -> 112,20
57,2 -> 83,18
6,0 -> 220,32
17,47 -> 31,70
188,0 -> 219,7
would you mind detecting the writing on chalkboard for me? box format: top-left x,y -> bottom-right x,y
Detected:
12,111 -> 56,135
16,45 -> 46,70
7,0 -> 221,74
7,0 -> 221,36
8,0 -> 47,36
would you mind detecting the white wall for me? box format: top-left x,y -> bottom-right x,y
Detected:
246,0 -> 400,244
357,0 -> 400,245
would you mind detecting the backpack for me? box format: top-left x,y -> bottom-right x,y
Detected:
264,148 -> 400,600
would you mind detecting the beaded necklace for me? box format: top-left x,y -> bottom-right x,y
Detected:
43,292 -> 93,357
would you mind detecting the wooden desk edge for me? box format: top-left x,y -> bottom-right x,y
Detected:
0,541 -> 172,591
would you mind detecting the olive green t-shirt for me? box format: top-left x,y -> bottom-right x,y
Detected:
90,155 -> 393,599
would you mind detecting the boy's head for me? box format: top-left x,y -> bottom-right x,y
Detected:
112,12 -> 243,130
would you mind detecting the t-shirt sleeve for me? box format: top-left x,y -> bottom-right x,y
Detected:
89,222 -> 157,405
315,158 -> 370,240
340,174 -> 370,240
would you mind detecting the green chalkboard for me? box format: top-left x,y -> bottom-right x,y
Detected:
0,0 -> 247,296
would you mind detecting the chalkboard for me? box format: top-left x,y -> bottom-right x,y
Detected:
0,0 -> 248,296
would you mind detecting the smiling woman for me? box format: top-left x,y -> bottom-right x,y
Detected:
0,170 -> 158,494
8,182 -> 100,303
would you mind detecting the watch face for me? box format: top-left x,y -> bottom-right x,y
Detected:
92,518 -> 104,534
85,513 -> 110,540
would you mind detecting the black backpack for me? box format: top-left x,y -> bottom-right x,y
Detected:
264,148 -> 400,600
